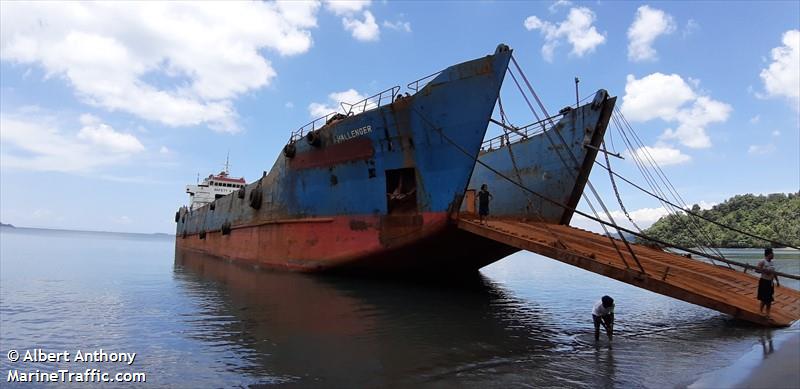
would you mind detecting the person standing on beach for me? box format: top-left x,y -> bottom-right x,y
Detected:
756,248 -> 779,317
478,184 -> 493,225
592,295 -> 615,341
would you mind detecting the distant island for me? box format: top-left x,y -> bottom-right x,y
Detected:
0,222 -> 14,228
642,192 -> 799,249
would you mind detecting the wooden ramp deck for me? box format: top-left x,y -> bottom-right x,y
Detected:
458,218 -> 800,327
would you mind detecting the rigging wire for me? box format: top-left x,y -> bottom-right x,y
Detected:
610,114 -> 715,254
505,67 -> 643,272
477,57 -> 796,276
508,61 -> 647,273
610,113 -> 727,267
409,105 -> 800,281
613,109 -> 750,263
591,156 -> 800,251
496,96 -> 570,250
602,139 -> 643,234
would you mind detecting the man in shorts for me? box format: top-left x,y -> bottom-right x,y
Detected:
593,295 -> 615,341
757,248 -> 779,317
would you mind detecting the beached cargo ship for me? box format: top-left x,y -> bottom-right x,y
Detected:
175,44 -> 616,274
176,45 -> 513,272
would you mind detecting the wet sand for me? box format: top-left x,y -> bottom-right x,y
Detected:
735,331 -> 800,389
689,325 -> 800,389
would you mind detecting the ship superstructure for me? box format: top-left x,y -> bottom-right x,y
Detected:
185,158 -> 246,210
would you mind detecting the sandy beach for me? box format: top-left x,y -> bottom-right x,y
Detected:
690,324 -> 800,389
735,330 -> 800,389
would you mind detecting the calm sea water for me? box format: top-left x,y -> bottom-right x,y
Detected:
1,227 -> 798,388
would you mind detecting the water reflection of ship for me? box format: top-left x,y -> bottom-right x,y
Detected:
174,250 -> 560,387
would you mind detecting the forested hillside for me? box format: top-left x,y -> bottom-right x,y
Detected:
642,193 -> 799,248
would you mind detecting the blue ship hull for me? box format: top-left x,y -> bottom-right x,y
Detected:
176,46 -> 514,272
466,90 -> 616,224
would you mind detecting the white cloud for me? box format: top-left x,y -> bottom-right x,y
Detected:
572,200 -> 719,232
772,130 -> 781,136
324,0 -> 371,16
759,30 -> 800,110
749,115 -> 760,124
629,145 -> 691,166
308,89 -> 372,118
383,20 -> 412,33
0,1 -> 321,133
748,144 -> 776,155
549,0 -> 572,13
571,206 -> 669,232
627,5 -> 676,62
77,114 -> 145,153
323,0 -> 380,41
695,201 -> 717,210
159,146 -> 170,154
524,7 -> 606,62
0,112 -> 145,173
661,96 -> 731,148
621,73 -> 731,148
682,19 -> 699,37
343,11 -> 380,42
285,101 -> 295,109
115,216 -> 133,225
622,73 -> 694,121
612,207 -> 669,229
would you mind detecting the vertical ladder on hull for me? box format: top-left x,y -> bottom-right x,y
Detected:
458,218 -> 800,327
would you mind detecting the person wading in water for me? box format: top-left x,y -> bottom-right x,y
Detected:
756,248 -> 779,318
478,184 -> 493,225
592,295 -> 615,341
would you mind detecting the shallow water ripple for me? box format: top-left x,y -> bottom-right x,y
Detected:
1,228 -> 797,387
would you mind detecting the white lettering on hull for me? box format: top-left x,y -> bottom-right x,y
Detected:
334,125 -> 372,144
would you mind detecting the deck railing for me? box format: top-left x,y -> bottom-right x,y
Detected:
480,117 -> 551,152
341,86 -> 400,116
407,71 -> 442,93
290,86 -> 400,143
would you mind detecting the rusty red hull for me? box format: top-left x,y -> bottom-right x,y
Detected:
175,47 -> 515,275
175,212 -> 515,275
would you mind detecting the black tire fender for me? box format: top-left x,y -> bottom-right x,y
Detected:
284,143 -> 296,158
306,131 -> 321,147
249,188 -> 263,210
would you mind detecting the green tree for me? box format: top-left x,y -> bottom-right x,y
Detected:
640,192 -> 800,248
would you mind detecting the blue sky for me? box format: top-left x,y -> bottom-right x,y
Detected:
1,1 -> 798,233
